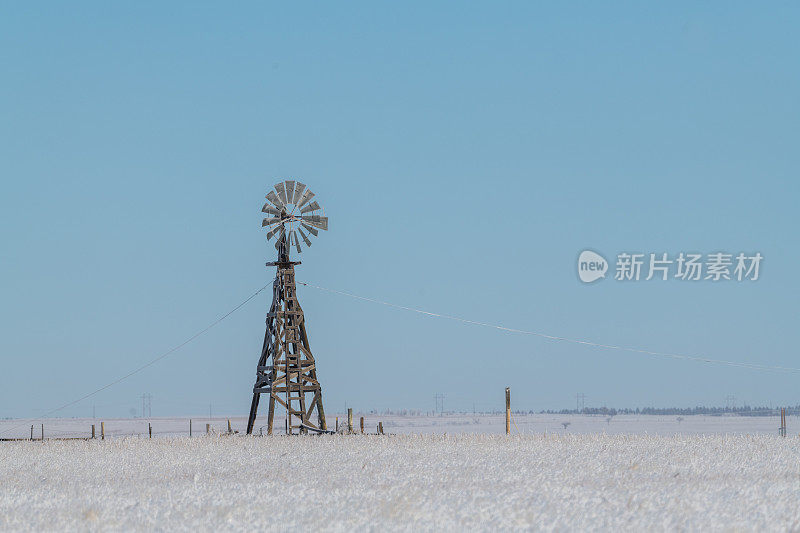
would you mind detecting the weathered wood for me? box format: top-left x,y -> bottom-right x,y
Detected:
149,423 -> 152,439
348,408 -> 353,434
505,387 -> 511,435
360,416 -> 364,434
101,422 -> 105,440
247,254 -> 327,435
91,425 -> 95,439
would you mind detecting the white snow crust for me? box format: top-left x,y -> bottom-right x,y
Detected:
2,433 -> 800,531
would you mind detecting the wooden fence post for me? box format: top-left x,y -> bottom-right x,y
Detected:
360,416 -> 364,434
780,408 -> 787,437
347,408 -> 353,434
378,422 -> 383,435
92,425 -> 95,439
227,419 -> 232,434
206,423 -> 210,435
335,417 -> 339,432
41,424 -> 44,441
101,422 -> 105,440
149,423 -> 152,439
505,387 -> 511,435
30,425 -> 33,441
189,419 -> 192,437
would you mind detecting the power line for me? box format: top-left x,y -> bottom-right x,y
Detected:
297,281 -> 800,375
0,283 -> 269,437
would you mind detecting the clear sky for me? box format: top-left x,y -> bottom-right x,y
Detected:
1,2 -> 798,419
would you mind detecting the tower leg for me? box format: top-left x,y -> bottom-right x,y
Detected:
246,393 -> 260,435
316,392 -> 327,430
267,395 -> 276,435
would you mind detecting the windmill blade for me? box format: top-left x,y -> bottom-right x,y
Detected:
285,180 -> 296,204
293,182 -> 306,205
261,217 -> 280,227
300,201 -> 321,214
266,224 -> 283,241
296,189 -> 315,209
261,203 -> 281,216
301,215 -> 328,231
298,227 -> 312,247
275,182 -> 289,205
265,190 -> 284,209
301,222 -> 318,237
292,230 -> 302,253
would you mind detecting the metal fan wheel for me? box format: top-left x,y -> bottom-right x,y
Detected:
261,180 -> 328,254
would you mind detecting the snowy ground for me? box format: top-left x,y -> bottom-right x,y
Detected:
0,412 -> 794,439
2,433 -> 800,531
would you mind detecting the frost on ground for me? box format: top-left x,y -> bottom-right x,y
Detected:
2,435 -> 800,531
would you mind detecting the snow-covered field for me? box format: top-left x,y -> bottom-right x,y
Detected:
2,433 -> 800,531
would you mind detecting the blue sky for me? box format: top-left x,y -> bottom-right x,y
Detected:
1,2 -> 798,418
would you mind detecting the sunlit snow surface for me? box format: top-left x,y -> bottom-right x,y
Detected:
2,430 -> 800,531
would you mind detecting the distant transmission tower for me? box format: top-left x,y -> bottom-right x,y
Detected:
725,395 -> 736,410
576,393 -> 586,412
434,393 -> 445,415
141,393 -> 152,418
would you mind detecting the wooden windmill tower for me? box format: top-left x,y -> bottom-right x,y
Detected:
246,180 -> 329,435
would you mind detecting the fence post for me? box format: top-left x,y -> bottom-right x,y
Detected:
92,425 -> 95,439
379,422 -> 384,435
505,387 -> 511,435
149,423 -> 152,439
41,424 -> 44,441
101,422 -> 105,440
30,425 -> 33,441
347,408 -> 353,434
189,419 -> 192,437
227,419 -> 232,434
360,416 -> 364,434
335,417 -> 339,432
780,408 -> 787,437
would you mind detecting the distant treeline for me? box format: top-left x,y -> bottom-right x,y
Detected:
376,406 -> 800,417
539,405 -> 800,417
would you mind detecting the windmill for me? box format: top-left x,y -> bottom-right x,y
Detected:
246,180 -> 329,435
